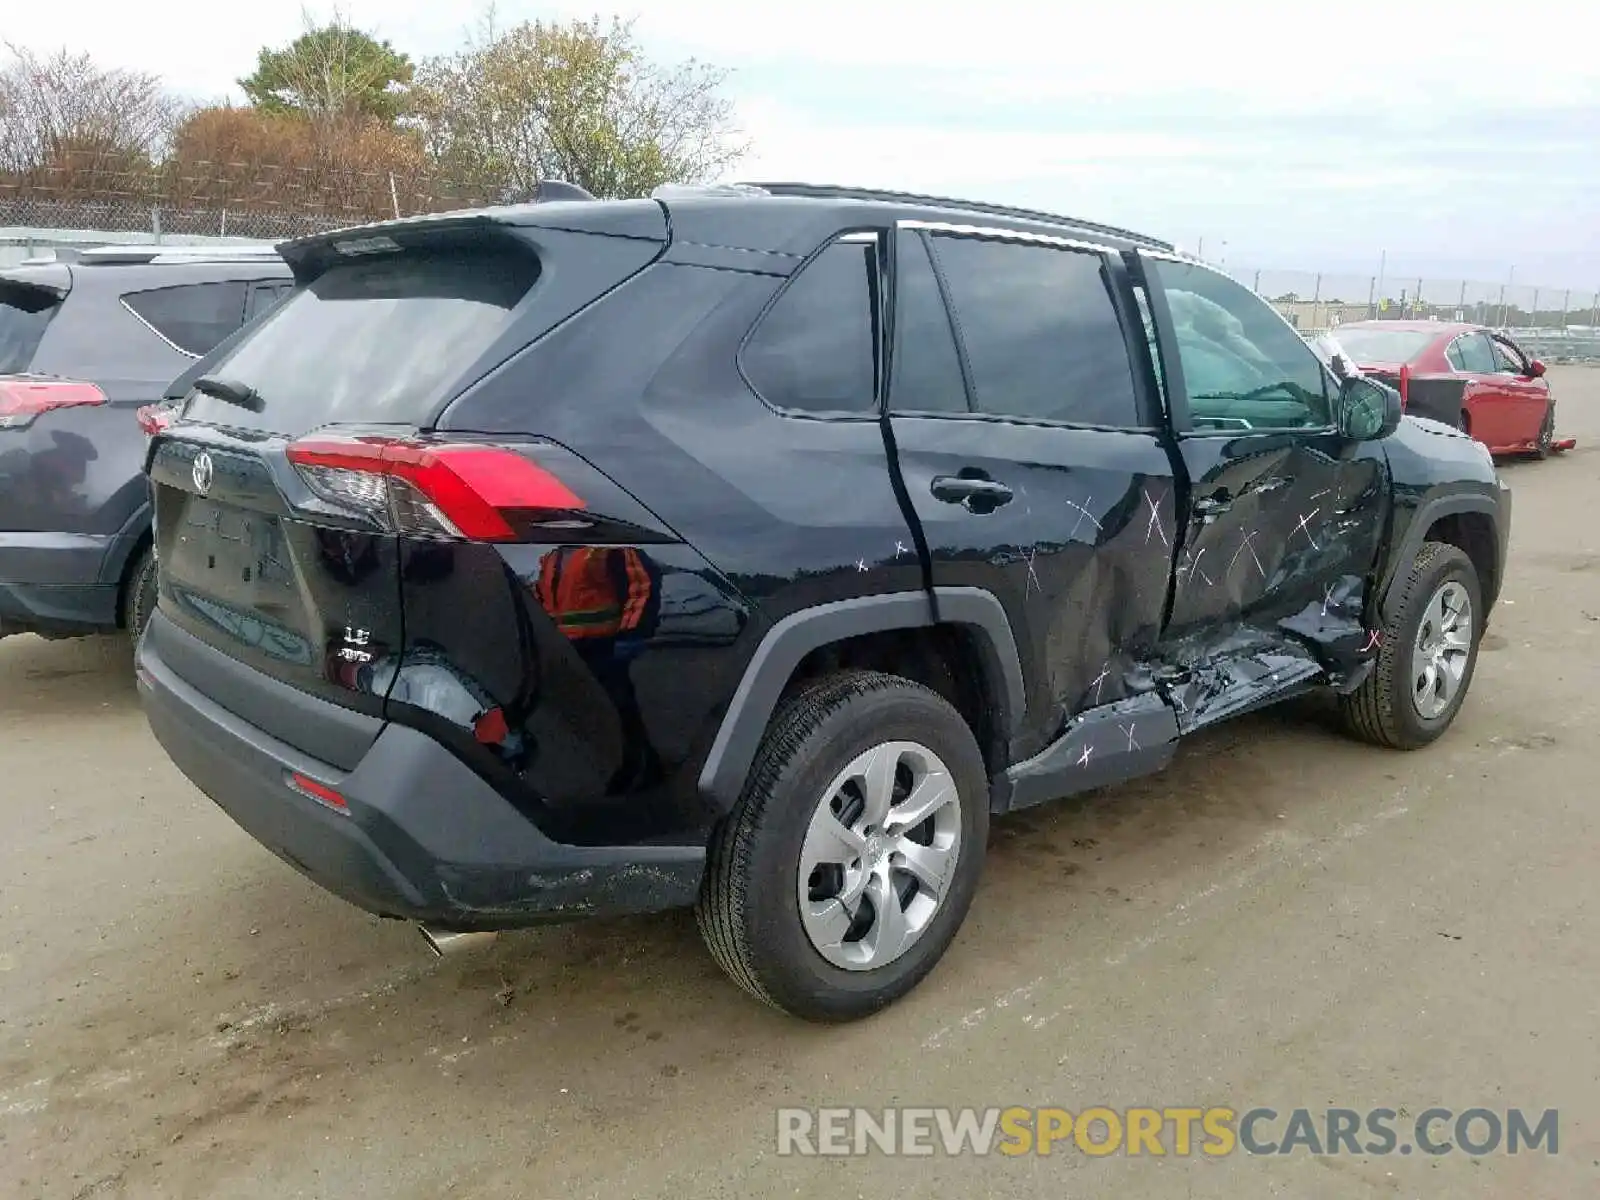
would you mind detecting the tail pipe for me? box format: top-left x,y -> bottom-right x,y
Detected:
418,925 -> 498,957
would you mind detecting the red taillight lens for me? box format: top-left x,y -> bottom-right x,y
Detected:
0,379 -> 106,428
136,403 -> 176,436
285,435 -> 585,542
1397,363 -> 1411,409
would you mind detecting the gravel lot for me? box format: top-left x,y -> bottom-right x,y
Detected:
3,368 -> 1598,1199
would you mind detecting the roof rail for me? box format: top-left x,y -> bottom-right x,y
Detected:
733,182 -> 1173,250
74,244 -> 282,266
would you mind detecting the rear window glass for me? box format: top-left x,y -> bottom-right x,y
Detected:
1325,327 -> 1436,364
184,247 -> 539,433
0,282 -> 63,373
125,281 -> 248,356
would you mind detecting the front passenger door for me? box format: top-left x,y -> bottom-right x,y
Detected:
886,225 -> 1178,760
1487,333 -> 1550,449
1139,255 -> 1388,707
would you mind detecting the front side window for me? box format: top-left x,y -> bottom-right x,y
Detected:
1490,336 -> 1528,374
1452,332 -> 1498,374
1148,259 -> 1330,431
928,234 -> 1140,427
124,281 -> 248,356
742,237 -> 878,414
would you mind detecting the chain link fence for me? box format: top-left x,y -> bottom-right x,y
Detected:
5,160 -> 1598,362
0,156 -> 498,249
1215,266 -> 1600,362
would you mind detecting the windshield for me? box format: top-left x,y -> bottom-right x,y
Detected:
182,245 -> 539,433
0,281 -> 63,373
1324,326 -> 1436,364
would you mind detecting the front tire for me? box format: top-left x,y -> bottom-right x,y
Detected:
697,670 -> 989,1021
1533,403 -> 1555,459
1341,541 -> 1482,749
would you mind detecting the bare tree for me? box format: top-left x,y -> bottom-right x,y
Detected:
415,15 -> 746,200
0,43 -> 185,187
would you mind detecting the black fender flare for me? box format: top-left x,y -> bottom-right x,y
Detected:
695,587 -> 1025,813
98,500 -> 154,595
1379,489 -> 1509,624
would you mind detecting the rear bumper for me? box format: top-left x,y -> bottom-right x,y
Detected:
137,611 -> 705,928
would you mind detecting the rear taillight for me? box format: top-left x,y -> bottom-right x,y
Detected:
136,402 -> 177,436
0,379 -> 106,429
1397,363 -> 1411,409
285,435 -> 585,542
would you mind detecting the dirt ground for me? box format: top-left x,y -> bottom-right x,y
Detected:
3,369 -> 1598,1200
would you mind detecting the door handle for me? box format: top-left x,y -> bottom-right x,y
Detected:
931,474 -> 1014,511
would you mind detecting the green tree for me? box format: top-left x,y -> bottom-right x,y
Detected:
240,18 -> 413,124
415,16 -> 745,200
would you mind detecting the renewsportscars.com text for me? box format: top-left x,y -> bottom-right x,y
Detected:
776,1106 -> 1559,1158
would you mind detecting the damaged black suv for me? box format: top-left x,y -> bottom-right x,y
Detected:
135,182 -> 1511,1022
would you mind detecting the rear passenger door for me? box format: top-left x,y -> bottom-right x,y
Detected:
885,223 -> 1178,760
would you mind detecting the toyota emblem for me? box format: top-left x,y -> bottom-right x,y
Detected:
192,451 -> 214,496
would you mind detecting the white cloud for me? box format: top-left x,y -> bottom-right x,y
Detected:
8,0 -> 1599,284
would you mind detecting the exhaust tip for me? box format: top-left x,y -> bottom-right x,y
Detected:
418,925 -> 498,958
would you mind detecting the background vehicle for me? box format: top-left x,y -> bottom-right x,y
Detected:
1329,320 -> 1561,457
0,244 -> 292,642
135,184 -> 1510,1022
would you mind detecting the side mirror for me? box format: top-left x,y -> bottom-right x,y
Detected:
1529,359 -> 1546,378
1336,376 -> 1402,441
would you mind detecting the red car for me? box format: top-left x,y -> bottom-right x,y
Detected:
1328,321 -> 1561,457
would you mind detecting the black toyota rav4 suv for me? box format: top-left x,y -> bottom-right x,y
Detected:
136,182 -> 1511,1022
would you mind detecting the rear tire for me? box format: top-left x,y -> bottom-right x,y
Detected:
124,545 -> 157,643
1341,541 -> 1481,749
696,670 -> 989,1022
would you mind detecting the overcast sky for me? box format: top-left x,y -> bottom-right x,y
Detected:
14,0 -> 1600,294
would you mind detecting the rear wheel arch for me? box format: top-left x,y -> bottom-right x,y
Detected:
695,588 -> 1024,815
108,510 -> 155,630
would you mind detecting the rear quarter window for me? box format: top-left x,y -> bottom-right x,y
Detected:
124,281 -> 248,356
741,237 -> 878,415
183,247 -> 539,434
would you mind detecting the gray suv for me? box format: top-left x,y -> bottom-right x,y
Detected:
0,245 -> 292,641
